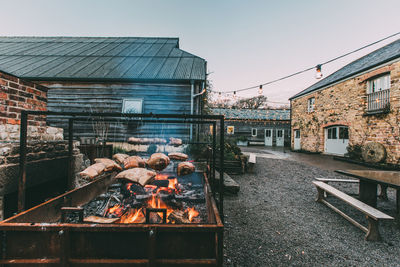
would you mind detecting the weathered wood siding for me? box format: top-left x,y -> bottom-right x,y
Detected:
43,82 -> 200,141
224,120 -> 291,146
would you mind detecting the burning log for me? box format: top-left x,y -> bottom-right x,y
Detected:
123,156 -> 146,169
94,158 -> 123,172
112,153 -> 129,164
177,162 -> 195,176
115,168 -> 156,186
168,152 -> 189,161
79,162 -> 106,180
84,216 -> 119,224
146,153 -> 170,171
151,179 -> 169,188
169,137 -> 182,146
168,210 -> 191,224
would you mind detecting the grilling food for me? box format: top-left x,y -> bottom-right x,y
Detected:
177,162 -> 195,176
169,137 -> 182,146
83,216 -> 119,224
115,168 -> 156,186
79,162 -> 106,180
112,153 -> 129,165
94,158 -> 123,172
146,153 -> 170,171
168,152 -> 189,161
123,156 -> 146,169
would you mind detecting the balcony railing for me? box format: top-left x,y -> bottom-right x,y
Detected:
367,89 -> 390,112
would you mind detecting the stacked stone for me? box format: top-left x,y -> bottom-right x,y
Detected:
0,141 -> 79,165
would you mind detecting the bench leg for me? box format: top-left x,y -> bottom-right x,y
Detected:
378,184 -> 388,201
365,216 -> 381,241
315,187 -> 325,202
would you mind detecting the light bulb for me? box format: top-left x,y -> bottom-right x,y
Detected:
315,64 -> 323,79
258,85 -> 263,95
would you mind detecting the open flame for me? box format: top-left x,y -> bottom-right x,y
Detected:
186,207 -> 199,222
107,173 -> 200,224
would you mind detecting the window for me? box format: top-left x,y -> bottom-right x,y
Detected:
367,74 -> 390,112
251,128 -> 257,137
227,126 -> 235,135
339,126 -> 349,139
327,127 -> 337,139
368,74 -> 390,93
265,129 -> 271,137
295,130 -> 300,139
122,99 -> 143,113
307,97 -> 315,112
277,130 -> 283,138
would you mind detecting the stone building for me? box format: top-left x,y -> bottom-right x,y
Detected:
289,38 -> 400,164
211,108 -> 290,146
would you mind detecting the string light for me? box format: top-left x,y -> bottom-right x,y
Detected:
233,91 -> 237,100
258,85 -> 263,95
315,64 -> 323,79
210,31 -> 400,95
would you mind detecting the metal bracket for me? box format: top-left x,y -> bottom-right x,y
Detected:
146,208 -> 167,224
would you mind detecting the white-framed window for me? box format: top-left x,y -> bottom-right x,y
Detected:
122,98 -> 143,113
307,97 -> 315,112
227,126 -> 235,135
251,128 -> 257,137
367,74 -> 391,112
368,74 -> 390,93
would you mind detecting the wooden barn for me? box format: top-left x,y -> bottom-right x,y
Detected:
0,36 -> 206,141
210,108 -> 290,146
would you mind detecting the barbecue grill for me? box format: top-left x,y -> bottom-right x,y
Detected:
0,111 -> 225,266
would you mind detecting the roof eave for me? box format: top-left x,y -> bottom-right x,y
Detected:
27,77 -> 206,84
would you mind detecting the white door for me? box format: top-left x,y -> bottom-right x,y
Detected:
264,129 -> 273,146
294,130 -> 301,150
276,129 -> 284,147
324,126 -> 349,155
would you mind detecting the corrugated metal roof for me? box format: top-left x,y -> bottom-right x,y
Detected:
290,38 -> 400,100
0,36 -> 206,82
210,108 -> 290,120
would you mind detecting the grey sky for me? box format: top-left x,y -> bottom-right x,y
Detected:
1,0 -> 399,105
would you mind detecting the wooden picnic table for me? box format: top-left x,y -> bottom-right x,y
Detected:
335,169 -> 400,217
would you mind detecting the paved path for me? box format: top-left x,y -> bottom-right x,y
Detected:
241,146 -> 373,171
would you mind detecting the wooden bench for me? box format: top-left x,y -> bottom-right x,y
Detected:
315,177 -> 359,184
312,181 -> 393,241
247,153 -> 256,172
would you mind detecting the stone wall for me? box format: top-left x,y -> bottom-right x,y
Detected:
291,60 -> 400,164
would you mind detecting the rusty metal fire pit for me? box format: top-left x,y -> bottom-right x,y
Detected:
0,171 -> 223,266
1,111 -> 225,266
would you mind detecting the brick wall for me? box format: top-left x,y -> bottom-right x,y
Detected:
291,60 -> 400,164
0,70 -> 47,126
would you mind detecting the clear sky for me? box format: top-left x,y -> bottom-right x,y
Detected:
1,0 -> 400,105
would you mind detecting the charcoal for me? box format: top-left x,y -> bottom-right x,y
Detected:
151,180 -> 169,187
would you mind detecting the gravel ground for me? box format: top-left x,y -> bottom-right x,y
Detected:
223,157 -> 400,266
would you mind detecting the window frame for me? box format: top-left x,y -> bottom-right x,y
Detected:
122,98 -> 143,114
307,97 -> 315,112
367,73 -> 390,94
251,128 -> 257,137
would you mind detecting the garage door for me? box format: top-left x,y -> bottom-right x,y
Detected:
324,126 -> 349,155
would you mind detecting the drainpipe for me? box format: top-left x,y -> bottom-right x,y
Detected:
190,81 -> 194,139
190,81 -> 207,140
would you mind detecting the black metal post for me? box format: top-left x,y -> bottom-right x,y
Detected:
17,111 -> 28,213
67,118 -> 74,190
219,118 -> 224,223
212,121 -> 216,198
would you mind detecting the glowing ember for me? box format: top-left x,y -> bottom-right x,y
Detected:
186,207 -> 200,222
104,173 -> 201,224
